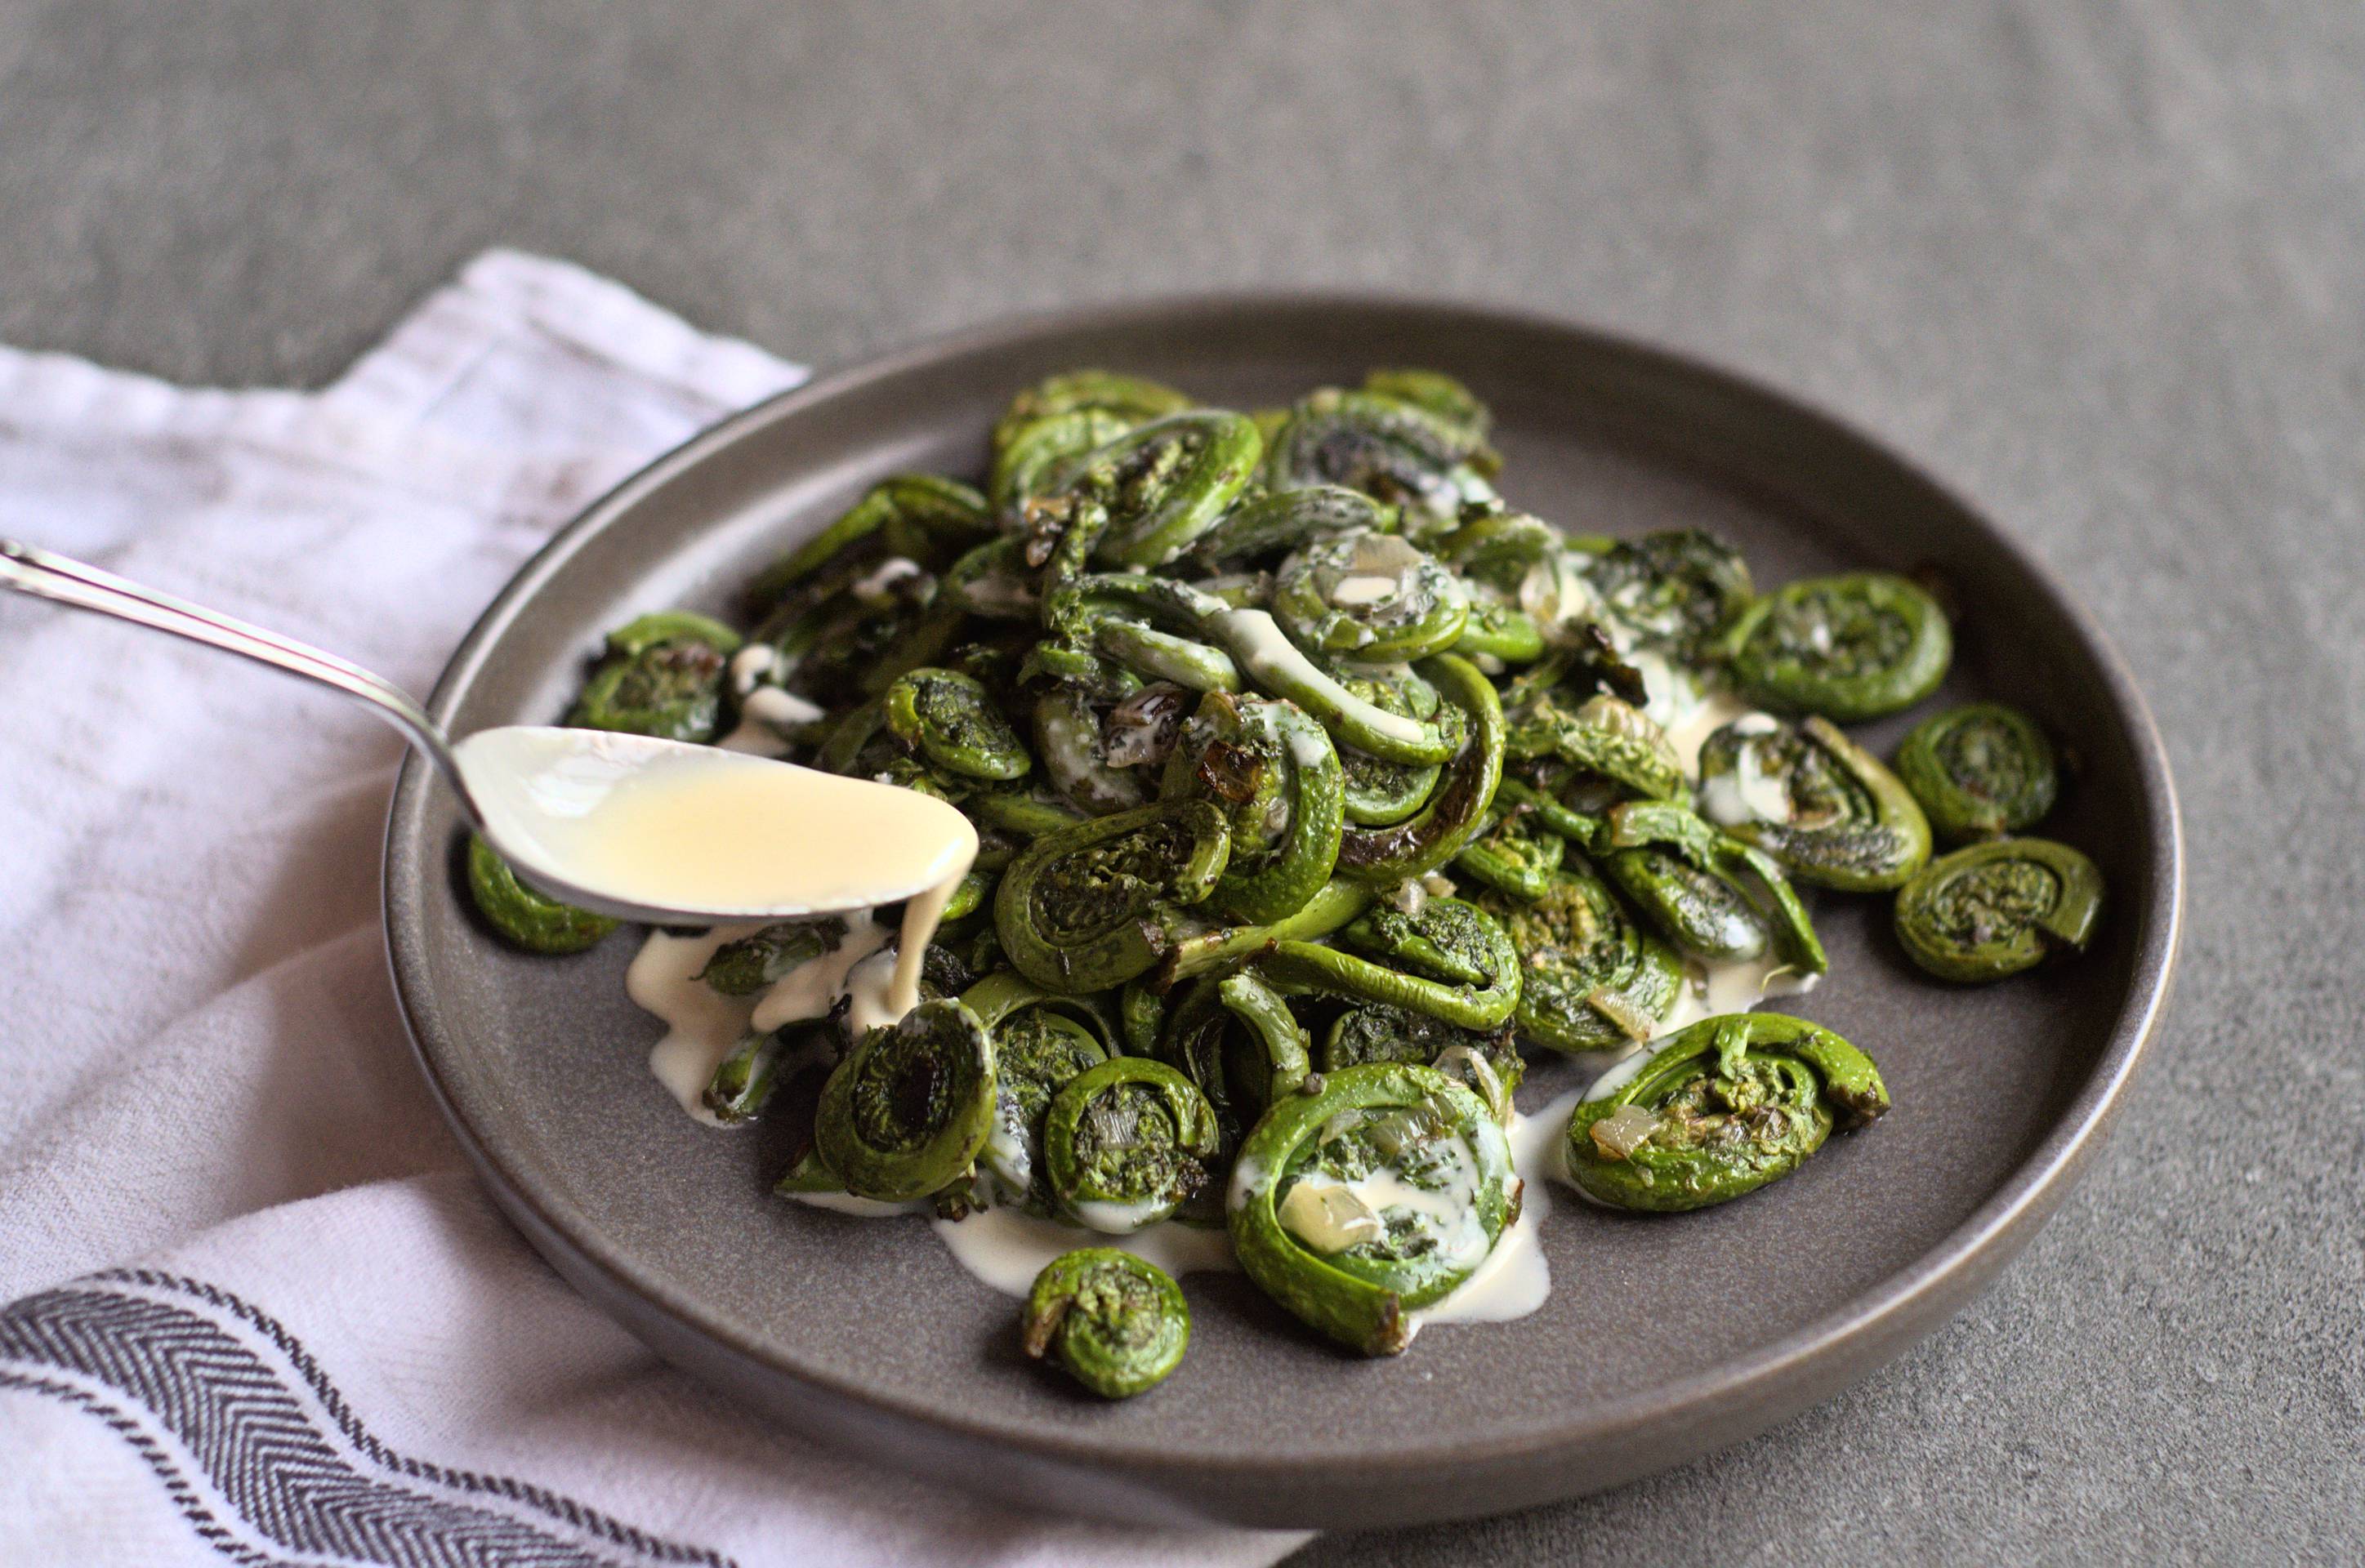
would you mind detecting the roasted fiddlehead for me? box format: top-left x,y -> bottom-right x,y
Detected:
1042,1058 -> 1221,1232
1725,572 -> 1952,722
814,999 -> 997,1203
1475,863 -> 1683,1054
1022,1249 -> 1189,1398
1229,1063 -> 1515,1355
465,835 -> 618,954
1564,1012 -> 1890,1212
566,611 -> 741,742
1894,702 -> 2059,842
993,800 -> 1232,991
1698,715 -> 1932,892
1894,838 -> 2104,982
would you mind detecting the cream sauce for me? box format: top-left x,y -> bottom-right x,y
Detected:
1212,608 -> 1427,745
929,1206 -> 1238,1298
627,923 -> 766,1122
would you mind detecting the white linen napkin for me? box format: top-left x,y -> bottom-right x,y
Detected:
0,250 -> 1310,1568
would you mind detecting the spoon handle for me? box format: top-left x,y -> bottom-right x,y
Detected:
0,537 -> 469,794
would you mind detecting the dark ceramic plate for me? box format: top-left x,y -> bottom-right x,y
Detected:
385,298 -> 2181,1529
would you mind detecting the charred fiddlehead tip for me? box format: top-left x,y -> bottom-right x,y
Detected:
1894,702 -> 2059,842
1046,412 -> 1263,568
1894,837 -> 2104,982
1698,714 -> 1932,892
465,835 -> 618,955
814,999 -> 997,1202
1043,1057 -> 1221,1232
1564,1013 -> 1889,1213
1727,572 -> 1952,724
1228,1062 -> 1514,1356
1022,1248 -> 1189,1399
1597,800 -> 1827,973
565,611 -> 740,742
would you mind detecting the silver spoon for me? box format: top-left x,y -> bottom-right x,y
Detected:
0,538 -> 974,925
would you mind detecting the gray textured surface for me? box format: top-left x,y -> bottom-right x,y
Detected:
2,1 -> 2356,1561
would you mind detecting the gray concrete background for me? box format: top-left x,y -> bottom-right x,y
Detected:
2,2 -> 2357,1561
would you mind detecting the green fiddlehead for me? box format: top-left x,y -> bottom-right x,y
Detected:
1725,572 -> 1952,722
1158,691 -> 1345,923
1335,654 -> 1505,884
693,918 -> 849,995
1894,702 -> 2059,842
1322,1004 -> 1524,1122
566,611 -> 741,742
1152,876 -> 1374,987
1043,1057 -> 1221,1232
1564,1013 -> 1890,1213
992,370 -> 1194,452
1041,412 -> 1265,568
1265,384 -> 1499,525
1594,801 -> 1827,972
1273,531 -> 1470,665
1188,485 -> 1392,568
1261,897 -> 1522,1031
1475,863 -> 1684,1054
1504,688 -> 1689,805
1583,529 -> 1754,659
1698,715 -> 1932,891
959,972 -> 1113,1213
747,475 -> 992,609
465,836 -> 618,955
1228,1063 -> 1515,1356
883,668 -> 1031,782
1448,808 -> 1566,901
1022,1249 -> 1189,1399
1893,838 -> 2104,982
814,999 -> 997,1203
993,800 -> 1233,992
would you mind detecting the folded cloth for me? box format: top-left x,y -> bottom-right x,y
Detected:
0,251 -> 1310,1568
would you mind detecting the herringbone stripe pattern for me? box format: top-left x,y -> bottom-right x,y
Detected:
0,1276 -> 735,1568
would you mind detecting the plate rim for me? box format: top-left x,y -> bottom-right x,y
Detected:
383,291 -> 2184,1504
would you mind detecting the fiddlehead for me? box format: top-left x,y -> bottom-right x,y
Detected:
1040,412 -> 1265,568
1564,1013 -> 1889,1212
1228,1063 -> 1515,1356
1893,838 -> 2104,982
1158,691 -> 1345,923
693,918 -> 850,995
465,836 -> 618,955
814,999 -> 997,1203
1594,801 -> 1826,972
1335,654 -> 1505,884
1894,702 -> 2059,842
1504,687 -> 1689,805
882,668 -> 1031,782
1725,572 -> 1952,722
1187,485 -> 1391,569
1273,531 -> 1470,665
1475,862 -> 1683,1054
1322,1004 -> 1524,1122
1582,529 -> 1754,660
1698,715 -> 1932,891
1042,1057 -> 1221,1232
747,474 -> 992,610
992,800 -> 1233,992
565,611 -> 741,742
1448,808 -> 1567,901
1022,1249 -> 1189,1399
1261,897 -> 1522,1031
1265,382 -> 1499,525
958,972 -> 1113,1213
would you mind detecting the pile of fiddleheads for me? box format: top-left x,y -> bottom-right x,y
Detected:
466,367 -> 2110,1392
